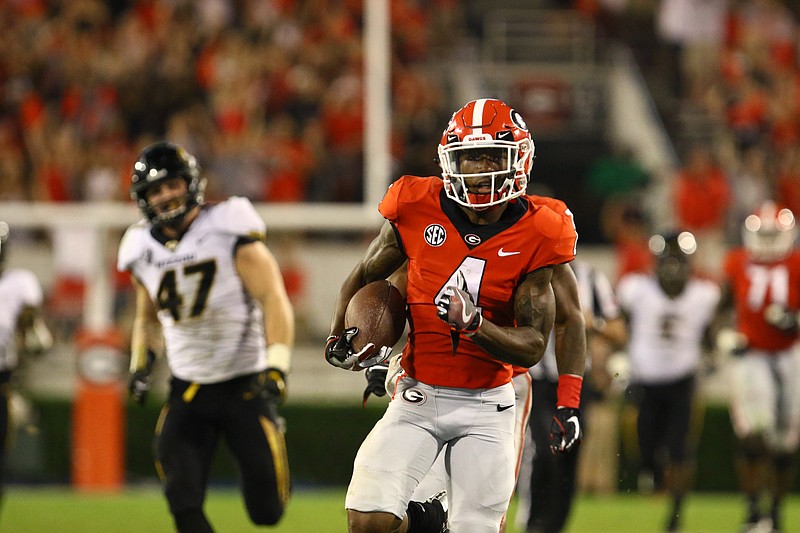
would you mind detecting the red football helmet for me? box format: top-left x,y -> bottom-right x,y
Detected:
742,201 -> 797,262
438,98 -> 534,210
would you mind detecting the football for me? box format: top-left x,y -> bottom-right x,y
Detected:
344,280 -> 407,362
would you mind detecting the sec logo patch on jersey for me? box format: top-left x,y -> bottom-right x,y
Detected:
424,224 -> 446,247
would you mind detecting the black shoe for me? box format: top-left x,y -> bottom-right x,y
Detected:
665,513 -> 680,532
771,508 -> 782,532
425,490 -> 448,533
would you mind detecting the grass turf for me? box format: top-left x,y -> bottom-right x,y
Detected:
2,486 -> 799,532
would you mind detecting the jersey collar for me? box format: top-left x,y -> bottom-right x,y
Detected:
440,189 -> 528,250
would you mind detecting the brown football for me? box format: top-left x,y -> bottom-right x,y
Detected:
344,280 -> 407,364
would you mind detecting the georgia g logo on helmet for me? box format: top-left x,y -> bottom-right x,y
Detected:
510,109 -> 528,131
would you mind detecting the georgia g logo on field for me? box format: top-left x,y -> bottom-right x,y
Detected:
424,224 -> 446,247
402,388 -> 426,404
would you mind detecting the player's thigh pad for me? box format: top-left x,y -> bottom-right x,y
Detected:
346,379 -> 443,517
729,352 -> 777,440
773,348 -> 800,452
411,451 -> 448,502
446,382 -> 517,533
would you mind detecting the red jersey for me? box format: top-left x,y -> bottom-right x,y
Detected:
379,176 -> 577,389
723,247 -> 800,351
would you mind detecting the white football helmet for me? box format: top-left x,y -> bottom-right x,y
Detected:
742,201 -> 796,262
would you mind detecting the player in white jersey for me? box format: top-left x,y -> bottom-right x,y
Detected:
617,231 -> 720,532
0,222 -> 52,508
118,142 -> 295,533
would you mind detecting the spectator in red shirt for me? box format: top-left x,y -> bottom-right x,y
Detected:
674,145 -> 731,277
675,145 -> 731,231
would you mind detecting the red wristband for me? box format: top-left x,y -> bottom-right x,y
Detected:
557,374 -> 583,409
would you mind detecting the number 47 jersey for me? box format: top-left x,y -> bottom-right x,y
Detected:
380,175 -> 578,390
117,197 -> 269,383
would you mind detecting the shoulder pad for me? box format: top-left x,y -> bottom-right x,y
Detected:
4,269 -> 43,305
210,197 -> 266,240
379,176 -> 442,223
117,224 -> 149,273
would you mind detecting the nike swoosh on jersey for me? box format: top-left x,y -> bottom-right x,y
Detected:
498,248 -> 521,257
496,404 -> 514,412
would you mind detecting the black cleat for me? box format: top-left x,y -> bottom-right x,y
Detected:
425,490 -> 448,533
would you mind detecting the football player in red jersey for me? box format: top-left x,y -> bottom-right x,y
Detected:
365,260 -> 586,533
325,98 -> 586,533
719,201 -> 800,533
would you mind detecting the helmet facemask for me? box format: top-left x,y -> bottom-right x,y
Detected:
130,143 -> 206,228
439,139 -> 532,210
742,203 -> 796,262
138,176 -> 205,228
649,231 -> 696,296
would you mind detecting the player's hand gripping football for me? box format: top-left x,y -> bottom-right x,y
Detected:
549,407 -> 582,453
436,271 -> 482,334
128,349 -> 156,406
325,327 -> 392,371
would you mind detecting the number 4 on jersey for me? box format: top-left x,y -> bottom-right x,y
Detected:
434,257 -> 486,310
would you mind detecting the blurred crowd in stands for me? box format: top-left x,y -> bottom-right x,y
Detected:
3,0 -> 800,313
586,0 -> 800,281
0,0 -> 459,205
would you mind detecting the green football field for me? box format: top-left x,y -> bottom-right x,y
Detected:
3,486 -> 799,532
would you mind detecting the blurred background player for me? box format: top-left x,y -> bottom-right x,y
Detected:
0,221 -> 52,512
516,260 -> 626,533
617,231 -> 721,532
717,201 -> 800,533
117,142 -> 295,533
325,98 -> 585,533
